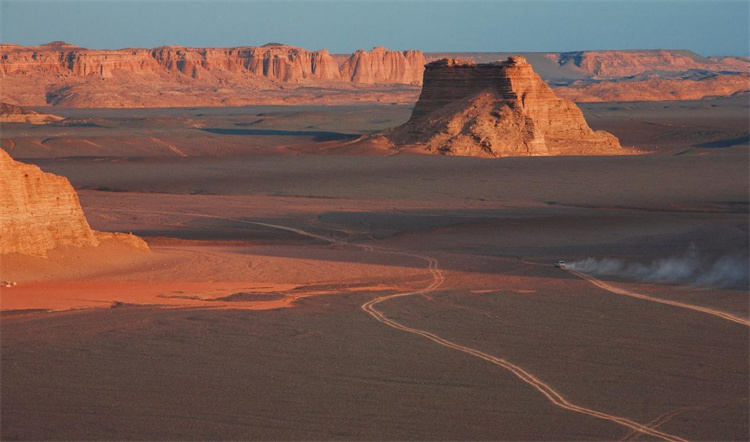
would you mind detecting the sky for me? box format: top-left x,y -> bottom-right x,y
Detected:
1,0 -> 748,56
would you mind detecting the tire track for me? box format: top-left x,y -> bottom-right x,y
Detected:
568,270 -> 750,327
360,252 -> 684,442
102,208 -> 686,441
619,398 -> 744,441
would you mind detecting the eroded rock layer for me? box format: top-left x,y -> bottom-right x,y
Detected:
1,43 -> 425,107
0,149 -> 147,257
390,57 -> 622,157
340,47 -> 425,84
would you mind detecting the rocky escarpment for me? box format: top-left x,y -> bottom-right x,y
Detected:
2,44 -> 748,107
554,71 -> 750,102
0,42 -> 424,107
0,42 -> 420,83
0,102 -> 63,123
556,49 -> 750,78
340,47 -> 425,84
0,149 -> 148,257
389,57 -> 622,157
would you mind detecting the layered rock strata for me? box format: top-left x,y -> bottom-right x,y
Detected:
1,43 -> 424,107
389,57 -> 622,157
340,47 -> 425,84
0,149 -> 147,257
0,42 -> 419,84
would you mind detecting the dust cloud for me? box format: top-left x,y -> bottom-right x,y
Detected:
568,247 -> 749,289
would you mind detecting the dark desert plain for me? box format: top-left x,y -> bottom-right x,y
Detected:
2,94 -> 749,440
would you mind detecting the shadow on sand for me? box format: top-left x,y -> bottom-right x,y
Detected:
200,128 -> 360,141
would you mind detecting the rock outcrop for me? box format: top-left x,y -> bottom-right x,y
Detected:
0,149 -> 148,257
389,57 -> 622,157
340,47 -> 425,84
0,103 -> 63,124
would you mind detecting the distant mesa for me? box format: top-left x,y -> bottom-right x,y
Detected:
0,149 -> 148,257
0,102 -> 63,124
0,42 -> 425,107
0,43 -> 747,107
389,57 -> 623,157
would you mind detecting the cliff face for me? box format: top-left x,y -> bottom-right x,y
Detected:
390,57 -> 622,158
340,47 -> 425,84
0,43 -> 424,107
0,43 -> 415,84
0,149 -> 147,257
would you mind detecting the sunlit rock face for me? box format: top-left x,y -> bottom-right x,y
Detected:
389,57 -> 622,158
0,149 -> 148,257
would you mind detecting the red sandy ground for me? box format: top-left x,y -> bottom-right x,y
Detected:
0,103 -> 748,440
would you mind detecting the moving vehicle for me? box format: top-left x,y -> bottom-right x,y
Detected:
554,260 -> 566,269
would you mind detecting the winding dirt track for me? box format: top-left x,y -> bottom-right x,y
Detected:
358,250 -> 685,442
103,209 -> 687,441
568,270 -> 750,327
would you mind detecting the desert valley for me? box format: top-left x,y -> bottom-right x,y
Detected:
1,19 -> 749,442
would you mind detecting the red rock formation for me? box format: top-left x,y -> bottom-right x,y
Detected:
0,149 -> 148,257
0,43 -> 414,84
555,72 -> 750,102
556,49 -> 750,78
148,44 -> 342,82
340,47 -> 425,84
389,57 -> 622,157
0,42 -> 423,107
0,103 -> 63,123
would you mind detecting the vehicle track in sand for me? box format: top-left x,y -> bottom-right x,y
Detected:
102,208 -> 686,441
618,398 -> 746,441
567,270 -> 750,327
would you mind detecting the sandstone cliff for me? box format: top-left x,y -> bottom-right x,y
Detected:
0,149 -> 148,257
2,44 -> 748,107
389,57 -> 622,158
340,47 -> 425,84
0,42 -> 345,83
0,43 -> 424,107
0,103 -> 63,123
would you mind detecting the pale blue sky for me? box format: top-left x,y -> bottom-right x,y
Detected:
1,1 -> 748,56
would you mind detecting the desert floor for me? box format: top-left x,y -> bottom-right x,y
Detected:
1,98 -> 748,440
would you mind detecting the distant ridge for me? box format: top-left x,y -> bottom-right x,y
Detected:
1,43 -> 747,107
